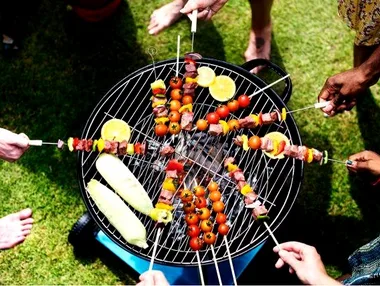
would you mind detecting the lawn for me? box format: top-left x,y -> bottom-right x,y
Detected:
1,0 -> 380,284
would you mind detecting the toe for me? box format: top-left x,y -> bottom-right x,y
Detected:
18,208 -> 33,220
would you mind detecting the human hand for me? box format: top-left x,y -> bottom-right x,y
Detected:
136,270 -> 169,286
318,68 -> 370,116
0,128 -> 29,162
347,150 -> 380,177
180,0 -> 229,21
273,242 -> 340,285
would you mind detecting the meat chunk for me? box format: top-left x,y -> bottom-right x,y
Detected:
238,116 -> 256,128
185,63 -> 197,73
261,113 -> 274,125
118,140 -> 128,155
231,169 -> 245,182
312,148 -> 323,163
158,189 -> 174,205
233,135 -> 243,146
224,157 -> 235,168
165,170 -> 178,179
244,191 -> 258,205
160,145 -> 175,157
283,145 -> 292,157
181,111 -> 194,131
208,124 -> 223,136
252,204 -> 268,220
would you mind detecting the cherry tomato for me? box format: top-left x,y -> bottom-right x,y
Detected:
207,181 -> 219,192
193,186 -> 206,197
168,122 -> 181,135
203,232 -> 216,245
195,196 -> 207,209
209,190 -> 222,202
185,213 -> 199,226
168,111 -> 181,122
171,89 -> 183,100
200,219 -> 213,232
196,119 -> 208,131
216,213 -> 227,224
227,119 -> 240,131
197,207 -> 211,220
238,94 -> 251,108
183,201 -> 196,213
169,100 -> 182,111
212,201 -> 225,213
170,76 -> 183,89
206,112 -> 220,124
180,189 -> 194,202
189,237 -> 204,251
227,100 -> 239,112
216,105 -> 230,119
218,223 -> 230,235
182,95 -> 193,105
154,124 -> 168,137
248,135 -> 261,150
187,225 -> 201,238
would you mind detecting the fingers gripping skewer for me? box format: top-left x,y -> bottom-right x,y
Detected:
249,74 -> 290,99
263,221 -> 281,250
223,236 -> 238,286
148,227 -> 162,271
210,245 -> 223,286
196,250 -> 205,286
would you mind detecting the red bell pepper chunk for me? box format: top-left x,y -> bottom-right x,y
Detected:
185,58 -> 196,65
166,159 -> 184,173
152,88 -> 166,95
134,142 -> 142,154
73,138 -> 79,149
277,140 -> 286,155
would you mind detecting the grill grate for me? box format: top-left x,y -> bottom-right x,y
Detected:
78,58 -> 303,266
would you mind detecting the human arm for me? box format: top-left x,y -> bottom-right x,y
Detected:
180,0 -> 229,21
136,270 -> 169,286
318,45 -> 380,116
0,128 -> 29,162
346,150 -> 380,177
273,242 -> 341,285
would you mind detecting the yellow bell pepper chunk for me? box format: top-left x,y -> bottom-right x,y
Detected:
227,163 -> 239,172
185,77 -> 198,84
155,202 -> 174,211
281,107 -> 287,121
307,148 -> 314,163
241,184 -> 253,196
154,117 -> 169,124
149,208 -> 173,224
270,139 -> 279,156
152,100 -> 167,108
242,135 -> 249,151
97,138 -> 105,153
179,103 -> 193,113
67,137 -> 74,152
151,79 -> 166,90
219,120 -> 229,135
249,114 -> 259,127
162,178 -> 177,192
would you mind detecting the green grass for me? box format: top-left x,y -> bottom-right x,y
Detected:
1,0 -> 380,284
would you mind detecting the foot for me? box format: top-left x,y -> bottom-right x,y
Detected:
0,208 -> 33,250
148,0 -> 186,35
244,22 -> 272,73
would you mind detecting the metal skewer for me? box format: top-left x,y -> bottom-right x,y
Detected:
249,74 -> 290,99
196,250 -> 205,286
223,236 -> 238,286
191,10 -> 198,52
328,158 -> 352,165
263,221 -> 281,250
28,140 -> 65,146
176,35 -> 180,77
287,101 -> 329,114
148,227 -> 162,271
210,245 -> 223,285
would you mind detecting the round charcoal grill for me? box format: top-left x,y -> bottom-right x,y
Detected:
78,57 -> 304,267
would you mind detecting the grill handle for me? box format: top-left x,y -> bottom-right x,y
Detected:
241,58 -> 292,103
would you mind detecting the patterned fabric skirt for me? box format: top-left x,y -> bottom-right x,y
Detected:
337,0 -> 380,46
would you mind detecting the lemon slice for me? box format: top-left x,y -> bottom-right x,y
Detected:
263,132 -> 290,159
101,119 -> 131,142
209,75 -> 236,102
197,66 -> 216,87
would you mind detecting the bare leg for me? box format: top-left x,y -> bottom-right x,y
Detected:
0,208 -> 33,250
148,0 -> 188,36
245,0 -> 273,73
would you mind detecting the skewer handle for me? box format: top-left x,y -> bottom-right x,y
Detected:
191,9 -> 198,33
223,236 -> 238,286
314,101 -> 329,109
28,140 -> 43,146
196,250 -> 205,286
263,221 -> 281,250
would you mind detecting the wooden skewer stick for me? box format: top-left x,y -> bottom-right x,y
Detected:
148,227 -> 162,271
263,221 -> 281,250
176,35 -> 180,78
223,236 -> 238,286
196,250 -> 205,286
248,74 -> 290,99
210,245 -> 223,285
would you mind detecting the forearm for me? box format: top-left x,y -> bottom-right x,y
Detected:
359,45 -> 380,87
